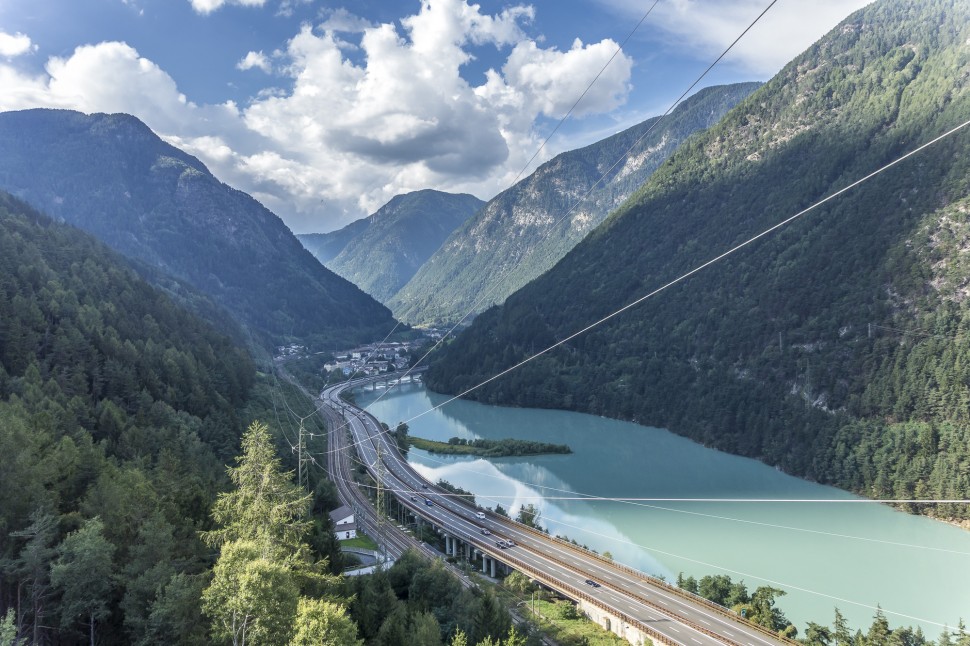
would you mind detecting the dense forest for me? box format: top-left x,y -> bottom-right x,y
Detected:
0,192 -> 344,643
0,190 -> 538,644
427,0 -> 970,520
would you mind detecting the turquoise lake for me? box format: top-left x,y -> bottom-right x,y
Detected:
355,382 -> 970,637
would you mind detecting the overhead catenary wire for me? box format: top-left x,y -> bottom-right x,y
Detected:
261,7 -> 970,627
334,0 -> 735,434
294,0 -> 784,467
396,116 -> 970,428
312,442 -> 970,628
276,1 -> 661,434
534,514 -> 953,629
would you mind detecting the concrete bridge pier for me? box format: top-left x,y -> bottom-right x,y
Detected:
578,599 -> 648,645
481,555 -> 497,578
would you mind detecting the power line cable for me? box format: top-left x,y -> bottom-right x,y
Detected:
292,0 -> 781,464
398,117 -> 970,427
335,0 -> 696,434
537,513 -> 952,629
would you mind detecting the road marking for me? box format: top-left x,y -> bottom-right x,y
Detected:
669,627 -> 681,633
700,619 -> 711,626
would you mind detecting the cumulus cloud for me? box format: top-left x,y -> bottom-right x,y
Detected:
238,0 -> 631,226
599,0 -> 873,77
0,31 -> 37,58
318,8 -> 374,34
237,50 -> 272,73
0,0 -> 633,232
189,0 -> 266,15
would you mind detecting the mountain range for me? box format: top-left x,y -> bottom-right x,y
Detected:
298,189 -> 484,303
389,82 -> 760,326
0,109 -> 397,349
427,0 -> 970,519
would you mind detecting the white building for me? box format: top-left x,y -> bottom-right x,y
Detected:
329,505 -> 357,540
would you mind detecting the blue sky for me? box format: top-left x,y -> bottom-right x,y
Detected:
0,0 -> 871,233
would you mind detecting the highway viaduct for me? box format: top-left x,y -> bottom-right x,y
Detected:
318,372 -> 794,646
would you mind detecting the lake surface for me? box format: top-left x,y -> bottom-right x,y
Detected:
354,382 -> 970,637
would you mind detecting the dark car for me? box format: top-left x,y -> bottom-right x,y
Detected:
585,579 -> 601,588
496,541 -> 506,549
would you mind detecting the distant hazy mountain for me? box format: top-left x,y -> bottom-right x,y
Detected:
298,219 -> 371,266
388,82 -> 760,326
299,190 -> 484,303
0,109 -> 396,348
428,0 -> 970,519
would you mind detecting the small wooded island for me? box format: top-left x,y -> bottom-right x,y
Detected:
410,436 -> 571,457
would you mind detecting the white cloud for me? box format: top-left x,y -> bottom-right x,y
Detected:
600,0 -> 873,77
237,50 -> 272,73
318,8 -> 374,33
189,0 -> 266,15
0,31 -> 37,58
238,0 -> 632,229
499,37 -> 631,118
0,1 -> 633,233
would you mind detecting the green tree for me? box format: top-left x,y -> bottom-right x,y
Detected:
834,608 -> 852,646
0,609 -> 21,646
201,420 -> 339,645
289,597 -> 362,646
394,423 -> 410,456
202,420 -> 313,557
143,572 -> 209,645
7,509 -> 58,646
867,607 -> 892,646
503,571 -> 534,596
515,504 -> 542,530
806,622 -> 833,646
50,517 -> 116,646
698,575 -> 733,606
677,572 -> 699,594
202,539 -> 300,646
747,586 -> 793,634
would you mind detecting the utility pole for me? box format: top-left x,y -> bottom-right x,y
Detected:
297,418 -> 307,491
376,443 -> 386,561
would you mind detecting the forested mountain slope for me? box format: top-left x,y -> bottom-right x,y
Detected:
301,190 -> 484,303
0,109 -> 396,348
0,191 -> 256,642
390,82 -> 759,326
427,0 -> 970,519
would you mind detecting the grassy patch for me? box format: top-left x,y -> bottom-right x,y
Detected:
339,533 -> 379,550
493,582 -> 630,645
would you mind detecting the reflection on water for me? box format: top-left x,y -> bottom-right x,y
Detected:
356,382 -> 970,636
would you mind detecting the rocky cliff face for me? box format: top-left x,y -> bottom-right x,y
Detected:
389,82 -> 760,326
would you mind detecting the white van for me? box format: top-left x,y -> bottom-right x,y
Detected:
476,511 -> 486,519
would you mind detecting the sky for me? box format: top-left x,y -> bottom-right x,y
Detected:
0,0 -> 872,233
